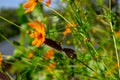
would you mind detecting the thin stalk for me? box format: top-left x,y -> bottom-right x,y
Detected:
0,16 -> 21,28
109,0 -> 120,77
76,58 -> 95,72
0,33 -> 15,48
5,72 -> 14,80
46,6 -> 73,27
88,41 -> 115,78
110,22 -> 120,77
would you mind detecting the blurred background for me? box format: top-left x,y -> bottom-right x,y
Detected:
0,0 -> 120,55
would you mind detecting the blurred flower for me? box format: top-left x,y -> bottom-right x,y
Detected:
112,63 -> 118,69
23,0 -> 37,14
0,52 -> 3,65
116,30 -> 120,38
63,22 -> 77,36
66,40 -> 70,44
46,62 -> 56,72
48,62 -> 56,68
92,29 -> 97,33
45,0 -> 52,7
45,49 -> 54,60
28,52 -> 34,59
23,0 -> 52,13
94,55 -> 99,60
28,20 -> 46,47
63,28 -> 71,36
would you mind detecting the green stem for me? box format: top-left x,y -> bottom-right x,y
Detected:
0,33 -> 15,48
5,72 -> 14,80
0,16 -> 21,28
109,0 -> 120,77
46,6 -> 73,26
110,22 -> 120,77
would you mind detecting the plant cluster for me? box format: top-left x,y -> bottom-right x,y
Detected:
0,0 -> 120,80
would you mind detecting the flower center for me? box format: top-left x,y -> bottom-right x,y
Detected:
37,33 -> 43,39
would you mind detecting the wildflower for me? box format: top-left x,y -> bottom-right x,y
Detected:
28,53 -> 33,59
45,0 -> 52,7
23,0 -> 37,14
46,62 -> 56,72
0,52 -> 3,65
63,28 -> 71,36
23,0 -> 52,13
28,20 -> 46,47
45,49 -> 54,60
63,22 -> 77,36
116,30 -> 120,38
48,62 -> 56,68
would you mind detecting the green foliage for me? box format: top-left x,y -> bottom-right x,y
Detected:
1,0 -> 120,80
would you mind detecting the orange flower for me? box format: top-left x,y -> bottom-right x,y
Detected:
92,29 -> 97,33
45,49 -> 54,60
116,30 -> 120,38
23,0 -> 37,14
45,0 -> 52,7
48,62 -> 56,68
46,62 -> 56,72
28,20 -> 46,47
28,52 -> 33,59
0,52 -> 3,65
63,28 -> 71,36
23,0 -> 52,13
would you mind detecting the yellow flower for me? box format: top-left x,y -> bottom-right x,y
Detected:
28,20 -> 46,47
66,40 -> 70,44
45,49 -> 54,60
23,0 -> 37,14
